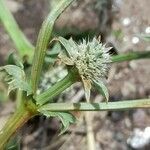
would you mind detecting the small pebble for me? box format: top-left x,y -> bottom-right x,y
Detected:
127,127 -> 150,149
122,18 -> 131,26
145,27 -> 150,34
132,37 -> 139,44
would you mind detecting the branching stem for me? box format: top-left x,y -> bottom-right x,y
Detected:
38,99 -> 150,111
0,100 -> 37,149
36,68 -> 79,105
112,51 -> 150,63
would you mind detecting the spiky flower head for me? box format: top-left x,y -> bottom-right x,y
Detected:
58,37 -> 112,102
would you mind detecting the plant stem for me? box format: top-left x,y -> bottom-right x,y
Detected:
0,105 -> 36,149
16,90 -> 23,109
38,99 -> 150,111
112,51 -> 150,63
31,0 -> 74,95
36,68 -> 78,106
85,112 -> 95,150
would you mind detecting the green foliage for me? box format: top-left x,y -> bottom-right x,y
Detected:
31,0 -> 74,95
112,51 -> 150,63
93,80 -> 109,102
7,53 -> 24,68
39,110 -> 76,134
0,65 -> 32,95
57,37 -> 78,58
45,43 -> 61,64
38,99 -> 150,112
5,136 -> 20,150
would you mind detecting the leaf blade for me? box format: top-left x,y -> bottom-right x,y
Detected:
82,77 -> 91,102
0,65 -> 32,95
93,80 -> 109,102
57,37 -> 79,58
40,110 -> 76,134
31,0 -> 74,95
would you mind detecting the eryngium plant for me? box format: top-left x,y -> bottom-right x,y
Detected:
0,0 -> 150,149
58,37 -> 111,101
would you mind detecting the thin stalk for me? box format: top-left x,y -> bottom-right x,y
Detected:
0,0 -> 34,60
0,94 -> 38,149
0,106 -> 35,149
16,90 -> 23,109
112,51 -> 150,63
38,99 -> 150,111
85,112 -> 95,150
36,68 -> 78,106
31,0 -> 74,95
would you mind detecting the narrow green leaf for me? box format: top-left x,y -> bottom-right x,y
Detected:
82,77 -> 91,102
40,111 -> 76,134
38,99 -> 150,112
7,52 -> 24,69
112,51 -> 150,63
45,43 -> 61,64
0,0 -> 34,60
57,37 -> 79,57
46,42 -> 61,56
0,65 -> 32,95
93,80 -> 109,102
31,0 -> 74,95
5,136 -> 21,150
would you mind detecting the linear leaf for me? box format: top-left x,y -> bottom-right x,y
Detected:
7,52 -> 24,69
57,37 -> 79,57
82,77 -> 91,102
38,99 -> 150,112
111,51 -> 150,63
45,43 -> 61,64
93,80 -> 109,102
31,0 -> 74,95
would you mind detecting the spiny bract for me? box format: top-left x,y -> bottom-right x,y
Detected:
58,37 -> 112,102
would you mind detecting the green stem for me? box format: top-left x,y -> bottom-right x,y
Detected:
112,51 -> 150,63
31,0 -> 74,95
0,106 -> 35,149
0,95 -> 38,149
0,0 -> 34,60
16,90 -> 23,109
36,68 -> 78,106
38,99 -> 150,111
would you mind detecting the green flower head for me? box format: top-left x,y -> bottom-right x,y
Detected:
58,37 -> 112,102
